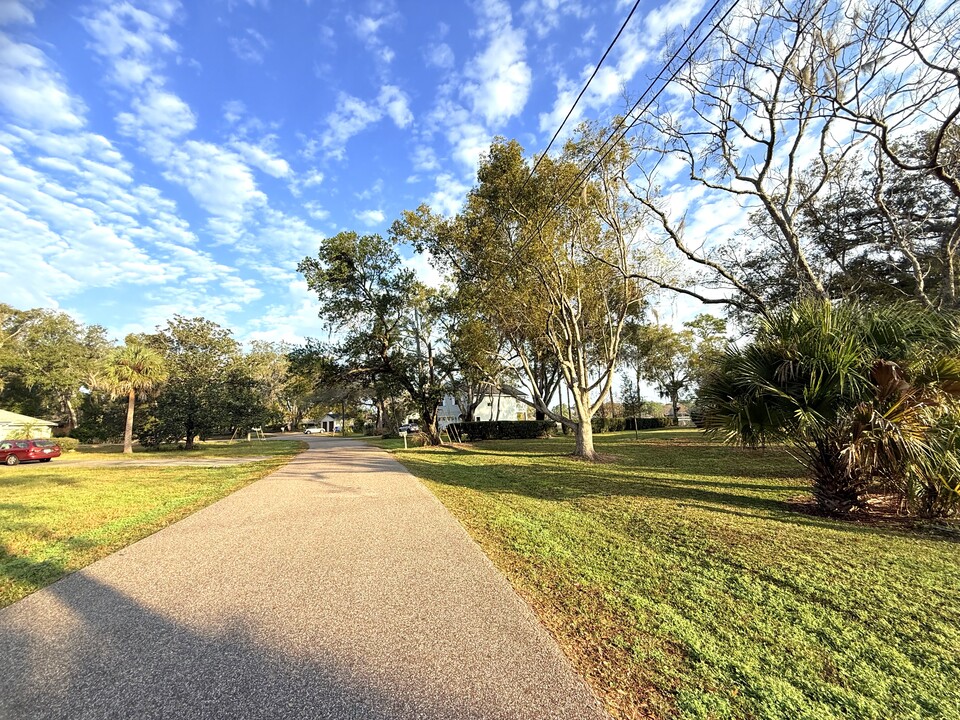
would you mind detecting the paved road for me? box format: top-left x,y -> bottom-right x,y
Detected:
0,437 -> 609,720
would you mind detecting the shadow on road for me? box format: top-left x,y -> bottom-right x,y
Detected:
1,573 -> 453,720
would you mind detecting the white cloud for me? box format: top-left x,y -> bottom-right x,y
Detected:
289,168 -> 324,197
223,99 -> 246,125
461,0 -> 531,125
320,92 -> 382,160
303,201 -> 329,221
378,84 -> 413,128
426,42 -> 454,69
229,28 -> 269,64
164,140 -> 265,222
0,0 -> 35,26
348,10 -> 397,66
232,140 -> 291,178
355,208 -> 385,226
80,0 -> 179,90
117,88 -> 196,138
411,145 -> 438,171
0,35 -> 85,129
428,173 -> 470,216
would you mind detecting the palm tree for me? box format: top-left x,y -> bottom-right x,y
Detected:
103,342 -> 168,454
700,299 -> 960,516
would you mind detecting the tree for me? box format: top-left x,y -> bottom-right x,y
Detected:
622,0 -> 960,317
700,299 -> 960,516
619,315 -> 726,425
0,304 -> 110,430
407,132 -> 649,460
243,341 -> 305,430
146,316 -> 239,449
100,340 -> 168,454
298,231 -> 452,445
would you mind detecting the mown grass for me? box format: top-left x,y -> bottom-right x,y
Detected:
0,440 -> 304,608
59,437 -> 296,461
370,429 -> 960,720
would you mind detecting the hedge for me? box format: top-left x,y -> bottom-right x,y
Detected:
53,437 -> 80,452
448,420 -> 557,441
591,417 -> 671,433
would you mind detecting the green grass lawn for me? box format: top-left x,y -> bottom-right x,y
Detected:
0,440 -> 304,608
59,437 -> 299,460
371,429 -> 960,720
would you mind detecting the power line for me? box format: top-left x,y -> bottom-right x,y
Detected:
527,0 -> 644,182
496,0 -> 739,276
552,0 -> 737,212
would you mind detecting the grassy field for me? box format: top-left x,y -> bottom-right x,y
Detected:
0,440 -> 304,608
371,429 -> 960,720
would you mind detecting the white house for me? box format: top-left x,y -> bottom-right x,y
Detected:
0,409 -> 57,441
316,413 -> 342,432
437,390 -> 532,429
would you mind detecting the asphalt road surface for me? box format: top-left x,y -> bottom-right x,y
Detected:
0,436 -> 609,720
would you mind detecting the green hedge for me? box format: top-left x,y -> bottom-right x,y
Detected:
53,437 -> 80,452
448,420 -> 557,441
592,417 -> 671,433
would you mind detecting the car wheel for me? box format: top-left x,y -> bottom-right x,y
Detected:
5,455 -> 19,466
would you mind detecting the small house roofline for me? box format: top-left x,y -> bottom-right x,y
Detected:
0,409 -> 57,427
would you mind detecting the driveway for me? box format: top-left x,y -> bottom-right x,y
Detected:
0,436 -> 609,719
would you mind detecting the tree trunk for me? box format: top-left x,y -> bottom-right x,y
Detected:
421,405 -> 442,446
574,419 -> 598,461
62,397 -> 77,433
184,418 -> 195,450
123,389 -> 136,454
809,439 -> 867,515
572,386 -> 598,460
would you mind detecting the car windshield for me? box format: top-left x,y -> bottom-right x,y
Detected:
34,440 -> 58,447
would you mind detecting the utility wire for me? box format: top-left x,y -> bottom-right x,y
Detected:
552,0 -> 737,211
496,0 -> 739,276
526,0 -> 644,182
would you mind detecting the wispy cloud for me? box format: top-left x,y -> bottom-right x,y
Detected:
347,8 -> 398,67
378,85 -> 413,128
0,35 -> 86,129
461,0 -> 531,126
319,84 -> 414,159
229,28 -> 269,64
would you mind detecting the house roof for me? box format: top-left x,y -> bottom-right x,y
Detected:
0,409 -> 58,426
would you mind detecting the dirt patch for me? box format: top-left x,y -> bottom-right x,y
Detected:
787,493 -> 960,538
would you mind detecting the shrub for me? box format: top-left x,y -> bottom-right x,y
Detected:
700,299 -> 960,516
594,417 -> 670,433
70,426 -> 107,444
448,420 -> 556,441
54,437 -> 80,452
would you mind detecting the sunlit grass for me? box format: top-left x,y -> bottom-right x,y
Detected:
0,440 -> 304,607
369,429 -> 960,720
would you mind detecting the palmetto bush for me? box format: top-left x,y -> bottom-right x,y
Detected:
700,299 -> 960,516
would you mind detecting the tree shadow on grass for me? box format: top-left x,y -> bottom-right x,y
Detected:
401,451 -> 950,543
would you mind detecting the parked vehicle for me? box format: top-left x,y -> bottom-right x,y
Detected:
398,423 -> 420,433
303,426 -> 326,434
0,438 -> 62,466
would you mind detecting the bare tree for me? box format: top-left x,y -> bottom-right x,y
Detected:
621,0 -> 960,313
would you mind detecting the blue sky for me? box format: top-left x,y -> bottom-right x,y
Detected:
0,0 -> 705,345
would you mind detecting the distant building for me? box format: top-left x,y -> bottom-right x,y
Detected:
437,389 -> 532,429
0,409 -> 57,441
302,413 -> 343,433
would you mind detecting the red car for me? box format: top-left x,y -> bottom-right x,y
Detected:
0,438 -> 62,466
